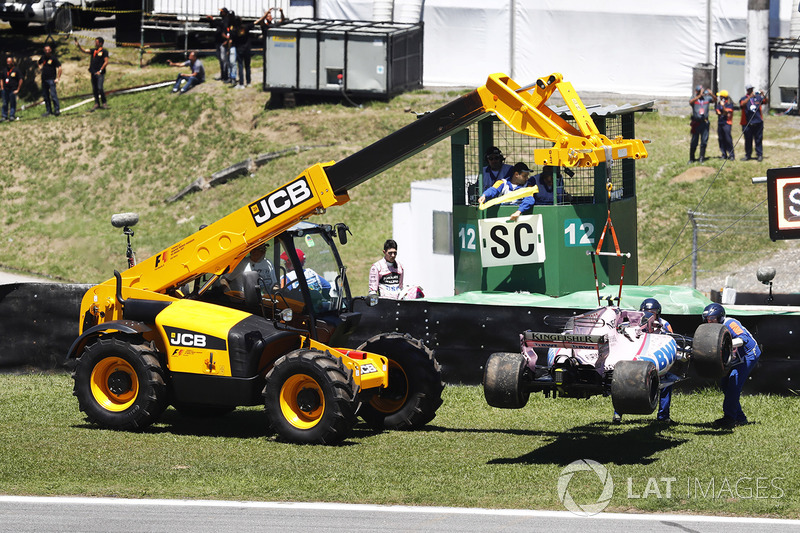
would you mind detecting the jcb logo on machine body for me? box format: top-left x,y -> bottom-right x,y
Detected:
164,326 -> 226,350
249,177 -> 313,226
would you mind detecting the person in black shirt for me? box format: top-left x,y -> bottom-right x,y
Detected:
38,44 -> 62,117
75,36 -> 110,111
206,7 -> 232,82
1,56 -> 21,122
238,9 -> 285,89
230,17 -> 250,88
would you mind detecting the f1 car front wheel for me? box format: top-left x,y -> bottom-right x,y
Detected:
691,323 -> 733,379
611,360 -> 659,415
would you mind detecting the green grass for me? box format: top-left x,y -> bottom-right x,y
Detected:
1,373 -> 798,517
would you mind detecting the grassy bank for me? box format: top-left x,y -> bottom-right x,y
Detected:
0,373 -> 797,517
1,32 -> 798,293
0,32 -> 454,291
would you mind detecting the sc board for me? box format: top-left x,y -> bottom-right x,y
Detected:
478,215 -> 546,267
767,168 -> 800,240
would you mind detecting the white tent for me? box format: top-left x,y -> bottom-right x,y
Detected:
318,0 -> 795,96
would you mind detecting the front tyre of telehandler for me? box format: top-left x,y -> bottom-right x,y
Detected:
72,336 -> 168,431
356,333 -> 445,431
263,349 -> 359,445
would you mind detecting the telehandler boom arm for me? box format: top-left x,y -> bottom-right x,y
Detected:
80,73 -> 648,326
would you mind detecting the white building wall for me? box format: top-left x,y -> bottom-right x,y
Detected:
151,0 -> 313,19
392,179 -> 454,298
318,0 -> 796,96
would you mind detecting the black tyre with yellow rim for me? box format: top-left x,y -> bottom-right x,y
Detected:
356,332 -> 444,431
72,336 -> 167,431
263,348 -> 358,445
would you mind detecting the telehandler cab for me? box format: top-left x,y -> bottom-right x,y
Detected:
65,73 -> 648,444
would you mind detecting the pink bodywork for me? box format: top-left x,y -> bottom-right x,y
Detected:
521,307 -> 679,377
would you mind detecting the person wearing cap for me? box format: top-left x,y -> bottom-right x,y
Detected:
369,239 -> 404,299
715,90 -> 735,160
701,303 -> 761,429
532,165 -> 572,205
482,146 -> 513,191
739,84 -> 768,161
479,162 -> 536,221
689,84 -> 716,163
280,248 -> 330,293
225,242 -> 277,292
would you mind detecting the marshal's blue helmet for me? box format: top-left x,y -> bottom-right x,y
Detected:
639,298 -> 662,318
702,303 -> 726,323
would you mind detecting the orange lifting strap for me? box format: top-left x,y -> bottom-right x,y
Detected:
587,173 -> 631,306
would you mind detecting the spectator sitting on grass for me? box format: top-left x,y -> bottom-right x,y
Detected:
168,51 -> 205,94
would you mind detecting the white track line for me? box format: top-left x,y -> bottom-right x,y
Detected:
0,496 -> 798,525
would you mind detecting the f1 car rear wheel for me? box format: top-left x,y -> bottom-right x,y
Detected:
356,333 -> 444,431
611,360 -> 659,415
72,336 -> 168,431
483,352 -> 530,409
691,323 -> 733,379
263,348 -> 358,445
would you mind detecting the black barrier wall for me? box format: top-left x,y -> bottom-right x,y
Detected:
0,283 -> 91,370
352,299 -> 800,394
3,282 -> 800,394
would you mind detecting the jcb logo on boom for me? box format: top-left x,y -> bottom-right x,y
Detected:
249,177 -> 313,226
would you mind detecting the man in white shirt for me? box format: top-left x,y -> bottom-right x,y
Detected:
226,243 -> 277,291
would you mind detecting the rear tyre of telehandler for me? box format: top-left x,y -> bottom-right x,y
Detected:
483,352 -> 530,409
72,336 -> 168,431
263,349 -> 358,445
356,332 -> 444,431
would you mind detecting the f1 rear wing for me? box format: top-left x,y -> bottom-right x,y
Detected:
523,331 -> 610,359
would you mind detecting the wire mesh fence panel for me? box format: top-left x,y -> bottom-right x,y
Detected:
464,115 -> 625,207
688,210 -> 770,289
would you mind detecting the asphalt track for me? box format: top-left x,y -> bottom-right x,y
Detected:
0,496 -> 798,533
0,271 -> 48,284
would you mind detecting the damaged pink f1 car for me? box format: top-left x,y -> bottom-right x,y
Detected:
483,306 -> 735,415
